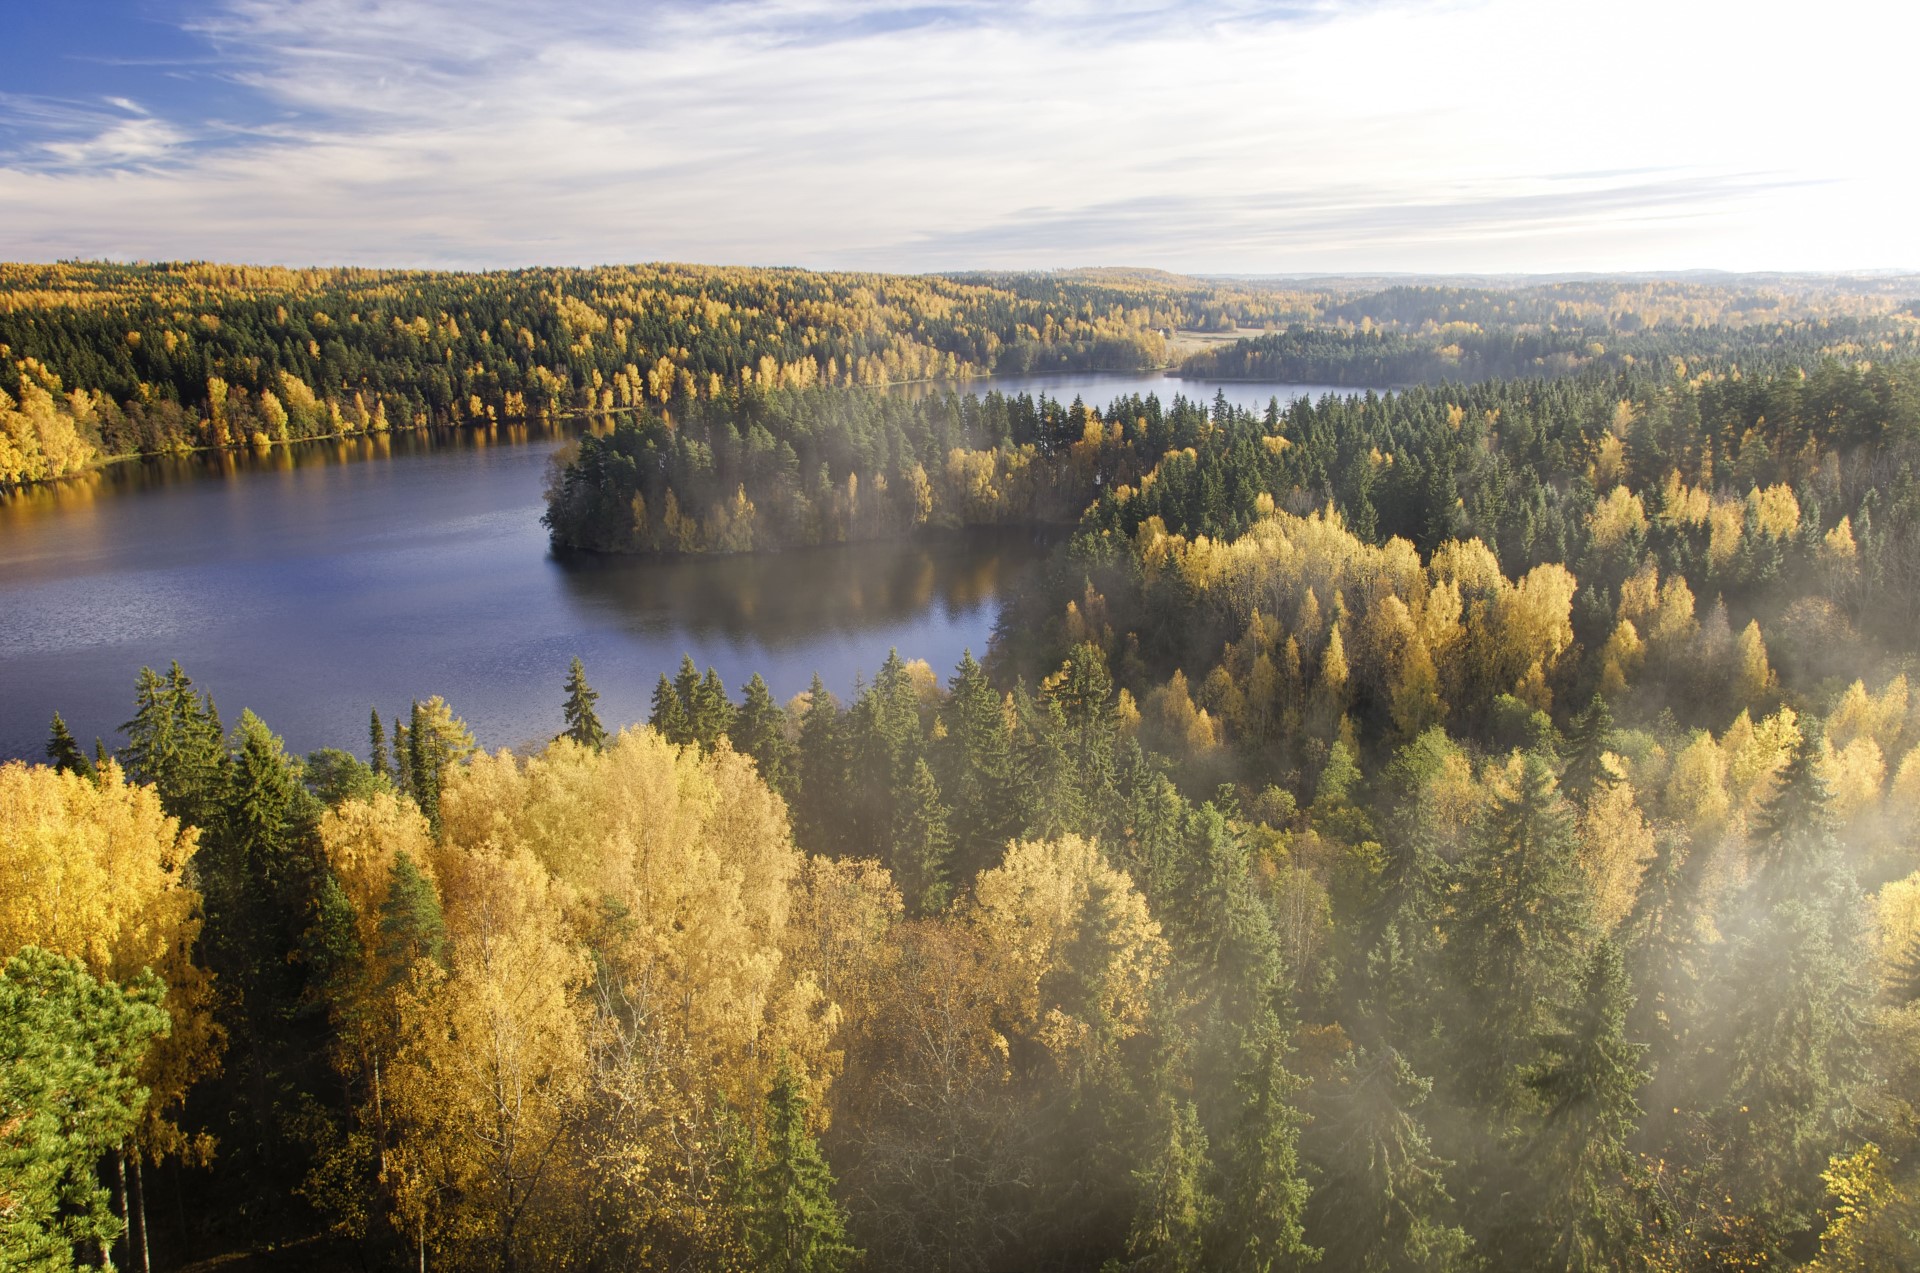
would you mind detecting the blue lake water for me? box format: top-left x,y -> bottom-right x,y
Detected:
0,376 -> 1354,761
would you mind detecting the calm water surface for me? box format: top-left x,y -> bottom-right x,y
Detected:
0,377 -> 1348,760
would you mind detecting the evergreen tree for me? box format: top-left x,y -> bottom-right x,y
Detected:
1173,804 -> 1283,1032
1503,940 -> 1649,1271
692,665 -> 736,751
671,656 -> 704,743
1444,753 -> 1593,1114
649,672 -> 691,746
730,672 -> 794,794
1122,1098 -> 1219,1273
1304,1046 -> 1472,1272
939,649 -> 1016,880
1207,1007 -> 1317,1272
891,758 -> 954,916
743,1065 -> 858,1273
45,711 -> 93,779
0,948 -> 168,1273
368,706 -> 390,781
559,656 -> 607,750
1712,752 -> 1869,1242
793,674 -> 844,855
119,661 -> 225,826
1560,695 -> 1618,808
376,850 -> 448,985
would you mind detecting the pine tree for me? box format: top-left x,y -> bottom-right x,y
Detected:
742,1065 -> 858,1273
1503,940 -> 1649,1271
672,655 -> 704,742
891,758 -> 954,916
0,949 -> 169,1273
731,672 -> 794,794
368,706 -> 390,780
559,656 -> 607,750
649,672 -> 691,746
45,711 -> 94,779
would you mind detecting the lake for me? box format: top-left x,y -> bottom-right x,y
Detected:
0,375 -> 1354,761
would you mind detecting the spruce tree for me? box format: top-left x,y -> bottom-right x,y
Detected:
939,649 -> 1016,880
1713,731 -> 1869,1242
45,711 -> 93,779
1123,1098 -> 1219,1273
672,656 -> 704,742
368,706 -> 390,780
376,850 -> 448,985
407,699 -> 438,836
1304,1046 -> 1472,1272
743,1065 -> 858,1273
119,661 -> 225,825
793,674 -> 844,855
649,672 -> 690,746
1560,695 -> 1619,809
731,672 -> 794,794
692,665 -> 736,751
560,656 -> 607,750
1504,940 -> 1649,1272
891,758 -> 954,916
1444,753 -> 1593,1114
1207,1007 -> 1317,1273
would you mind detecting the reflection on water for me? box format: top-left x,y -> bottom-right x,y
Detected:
0,376 -> 1339,761
554,528 -> 1053,648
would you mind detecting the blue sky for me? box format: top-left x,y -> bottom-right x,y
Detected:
1,0 -> 1913,272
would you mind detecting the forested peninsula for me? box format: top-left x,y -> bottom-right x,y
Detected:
15,268 -> 1920,1272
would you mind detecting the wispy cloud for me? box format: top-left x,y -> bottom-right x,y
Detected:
0,0 -> 1912,271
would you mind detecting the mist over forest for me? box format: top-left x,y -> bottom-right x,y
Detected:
8,263 -> 1920,1272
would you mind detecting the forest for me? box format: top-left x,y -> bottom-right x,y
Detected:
12,302 -> 1920,1271
7,261 -> 1917,491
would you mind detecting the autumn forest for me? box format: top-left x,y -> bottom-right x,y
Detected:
10,264 -> 1920,1273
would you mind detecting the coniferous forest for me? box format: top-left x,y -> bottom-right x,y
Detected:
13,268 -> 1920,1273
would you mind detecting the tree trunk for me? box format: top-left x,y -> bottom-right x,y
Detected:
110,1148 -> 128,1270
132,1152 -> 152,1273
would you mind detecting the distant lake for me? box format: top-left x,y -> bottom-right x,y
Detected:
0,376 -> 1354,761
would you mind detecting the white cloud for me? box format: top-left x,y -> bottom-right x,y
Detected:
1,0 -> 1913,271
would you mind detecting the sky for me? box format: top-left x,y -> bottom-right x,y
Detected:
1,0 -> 1914,274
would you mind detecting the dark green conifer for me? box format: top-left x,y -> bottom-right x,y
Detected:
1444,753 -> 1592,1114
731,672 -> 794,794
1123,1097 -> 1218,1273
368,706 -> 390,780
46,711 -> 94,779
560,656 -> 607,750
1207,1007 -> 1317,1273
1304,1046 -> 1471,1272
1560,695 -> 1619,809
939,649 -> 1016,879
649,672 -> 691,746
693,666 -> 736,751
376,850 -> 448,984
891,757 -> 954,916
1506,940 -> 1649,1271
793,674 -> 844,855
742,1064 -> 858,1273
